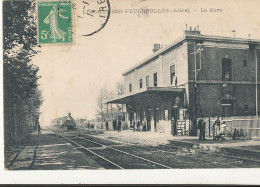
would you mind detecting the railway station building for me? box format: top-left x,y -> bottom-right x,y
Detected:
107,26 -> 260,136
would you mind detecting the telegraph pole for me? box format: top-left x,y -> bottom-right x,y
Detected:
256,48 -> 258,118
191,42 -> 203,135
232,30 -> 236,38
194,43 -> 198,136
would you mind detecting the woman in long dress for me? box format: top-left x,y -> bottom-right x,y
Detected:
44,4 -> 68,42
213,117 -> 220,140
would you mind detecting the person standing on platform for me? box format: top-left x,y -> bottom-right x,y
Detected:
171,117 -> 177,136
142,120 -> 147,131
197,117 -> 204,140
137,120 -> 141,132
112,119 -> 117,131
132,120 -> 136,132
105,121 -> 109,130
200,119 -> 206,140
213,116 -> 221,140
118,120 -> 122,132
38,123 -> 41,135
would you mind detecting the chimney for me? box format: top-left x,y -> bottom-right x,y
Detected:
185,24 -> 201,35
153,43 -> 161,53
232,30 -> 236,38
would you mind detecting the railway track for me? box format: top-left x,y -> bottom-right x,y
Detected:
77,133 -> 238,168
52,129 -> 260,168
77,132 -> 260,168
52,130 -> 173,169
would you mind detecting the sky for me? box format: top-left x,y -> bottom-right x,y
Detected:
33,0 -> 260,126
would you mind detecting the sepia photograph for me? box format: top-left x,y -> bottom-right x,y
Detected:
1,0 -> 260,184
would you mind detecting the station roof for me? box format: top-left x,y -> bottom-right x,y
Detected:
122,33 -> 260,76
106,87 -> 184,104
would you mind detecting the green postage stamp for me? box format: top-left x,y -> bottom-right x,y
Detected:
37,1 -> 73,44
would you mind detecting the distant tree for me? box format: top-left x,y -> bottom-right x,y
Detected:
96,88 -> 109,122
3,0 -> 42,146
115,80 -> 124,96
115,80 -> 125,118
96,80 -> 127,123
25,89 -> 43,129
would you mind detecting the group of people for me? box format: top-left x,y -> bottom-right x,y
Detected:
105,119 -> 122,132
131,120 -> 148,132
212,116 -> 227,140
197,116 -> 227,140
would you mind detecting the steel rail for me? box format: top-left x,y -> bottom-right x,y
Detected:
82,133 -> 260,167
76,136 -> 173,169
52,130 -> 124,169
80,134 -> 235,167
159,143 -> 260,165
128,138 -> 260,165
206,151 -> 260,164
57,129 -> 260,168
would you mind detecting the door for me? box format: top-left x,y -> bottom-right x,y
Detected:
222,104 -> 232,118
129,111 -> 134,129
154,109 -> 157,131
146,110 -> 151,131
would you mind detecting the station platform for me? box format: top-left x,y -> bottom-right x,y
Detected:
5,130 -> 104,170
97,129 -> 260,156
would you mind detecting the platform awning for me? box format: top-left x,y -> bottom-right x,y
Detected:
106,87 -> 184,104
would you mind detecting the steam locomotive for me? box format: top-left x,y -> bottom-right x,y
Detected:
52,113 -> 76,130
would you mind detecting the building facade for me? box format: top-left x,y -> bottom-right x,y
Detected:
107,27 -> 260,136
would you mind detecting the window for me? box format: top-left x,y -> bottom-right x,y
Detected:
146,76 -> 149,87
153,72 -> 157,87
243,60 -> 247,67
170,65 -> 175,85
155,107 -> 160,122
222,58 -> 232,81
222,104 -> 232,117
139,79 -> 143,89
129,83 -> 132,92
244,105 -> 249,113
164,110 -> 168,120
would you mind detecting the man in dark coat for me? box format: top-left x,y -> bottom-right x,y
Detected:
200,120 -> 206,140
112,120 -> 117,131
118,120 -> 122,132
132,120 -> 136,132
137,120 -> 141,131
171,117 -> 177,136
38,123 -> 41,135
105,121 -> 109,130
198,117 -> 205,140
142,120 -> 147,131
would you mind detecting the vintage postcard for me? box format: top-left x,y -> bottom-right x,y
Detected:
1,0 -> 260,185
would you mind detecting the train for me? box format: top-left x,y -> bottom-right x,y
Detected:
51,113 -> 76,130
